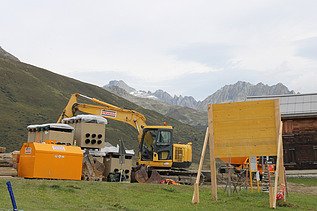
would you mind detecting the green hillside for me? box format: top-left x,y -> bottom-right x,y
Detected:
0,58 -> 204,161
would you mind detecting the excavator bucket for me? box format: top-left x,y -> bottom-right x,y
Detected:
146,170 -> 162,184
134,165 -> 149,183
134,165 -> 162,183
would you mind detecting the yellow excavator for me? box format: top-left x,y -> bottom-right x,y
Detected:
57,93 -> 192,174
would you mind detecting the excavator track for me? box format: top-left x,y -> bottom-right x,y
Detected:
132,165 -> 210,185
156,168 -> 206,185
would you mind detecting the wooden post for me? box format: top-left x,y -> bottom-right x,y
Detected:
269,186 -> 274,208
208,105 -> 218,201
245,165 -> 249,190
249,156 -> 257,192
283,168 -> 287,201
278,139 -> 286,202
227,161 -> 232,196
192,128 -> 209,204
250,170 -> 253,192
268,156 -> 273,208
256,171 -> 260,193
272,122 -> 283,209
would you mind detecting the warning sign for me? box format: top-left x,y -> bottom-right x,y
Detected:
52,146 -> 65,151
25,147 -> 32,154
101,110 -> 117,118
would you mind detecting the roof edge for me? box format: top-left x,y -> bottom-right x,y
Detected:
247,92 -> 317,99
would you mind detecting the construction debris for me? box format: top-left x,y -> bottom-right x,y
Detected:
90,142 -> 135,156
82,152 -> 104,181
160,179 -> 180,185
0,150 -> 18,177
0,167 -> 17,177
90,142 -> 134,182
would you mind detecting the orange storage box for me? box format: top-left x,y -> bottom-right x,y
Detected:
18,142 -> 83,180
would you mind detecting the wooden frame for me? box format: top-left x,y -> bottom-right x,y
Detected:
192,100 -> 286,209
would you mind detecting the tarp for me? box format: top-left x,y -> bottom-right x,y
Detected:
62,115 -> 108,125
27,123 -> 74,131
89,142 -> 134,156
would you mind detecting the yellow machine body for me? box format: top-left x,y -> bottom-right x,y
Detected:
18,142 -> 83,180
172,142 -> 192,167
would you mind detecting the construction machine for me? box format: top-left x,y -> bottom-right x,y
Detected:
57,93 -> 193,182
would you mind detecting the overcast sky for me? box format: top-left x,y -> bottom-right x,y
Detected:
1,0 -> 317,100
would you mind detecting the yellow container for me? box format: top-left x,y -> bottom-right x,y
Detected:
18,142 -> 83,180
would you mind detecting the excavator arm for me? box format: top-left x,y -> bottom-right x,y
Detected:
57,93 -> 147,139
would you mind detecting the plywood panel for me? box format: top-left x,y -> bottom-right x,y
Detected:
210,100 -> 280,157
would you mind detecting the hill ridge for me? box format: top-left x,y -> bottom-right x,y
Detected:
0,46 -> 20,61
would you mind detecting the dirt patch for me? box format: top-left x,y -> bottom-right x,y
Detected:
287,182 -> 317,195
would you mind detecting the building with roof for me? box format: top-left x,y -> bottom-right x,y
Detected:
247,93 -> 317,170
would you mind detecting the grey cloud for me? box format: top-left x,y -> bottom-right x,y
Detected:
294,37 -> 317,60
66,70 -> 139,87
170,43 -> 236,68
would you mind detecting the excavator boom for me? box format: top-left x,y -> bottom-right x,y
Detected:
58,93 -> 147,136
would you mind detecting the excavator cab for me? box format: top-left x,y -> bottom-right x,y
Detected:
139,127 -> 173,168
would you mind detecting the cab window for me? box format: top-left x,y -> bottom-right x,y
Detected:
157,130 -> 171,145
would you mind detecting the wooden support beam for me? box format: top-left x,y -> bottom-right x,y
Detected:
250,170 -> 253,192
278,125 -> 287,202
192,127 -> 209,204
272,122 -> 283,209
208,105 -> 217,201
227,161 -> 232,196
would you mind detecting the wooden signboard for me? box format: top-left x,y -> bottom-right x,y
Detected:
212,100 -> 280,157
192,100 -> 285,209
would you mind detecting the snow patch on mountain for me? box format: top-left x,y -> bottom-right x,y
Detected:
130,90 -> 158,100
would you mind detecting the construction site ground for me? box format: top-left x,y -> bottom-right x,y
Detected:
287,177 -> 317,195
0,177 -> 316,211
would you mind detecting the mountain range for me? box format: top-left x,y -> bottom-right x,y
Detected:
104,80 -> 295,126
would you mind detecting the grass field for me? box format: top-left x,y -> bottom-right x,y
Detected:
287,178 -> 317,187
0,178 -> 316,211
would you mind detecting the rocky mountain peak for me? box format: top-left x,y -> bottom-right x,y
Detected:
104,80 -> 136,93
152,90 -> 174,104
198,81 -> 295,111
0,46 -> 20,61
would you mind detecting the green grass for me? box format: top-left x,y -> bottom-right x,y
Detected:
288,178 -> 317,186
0,179 -> 316,211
